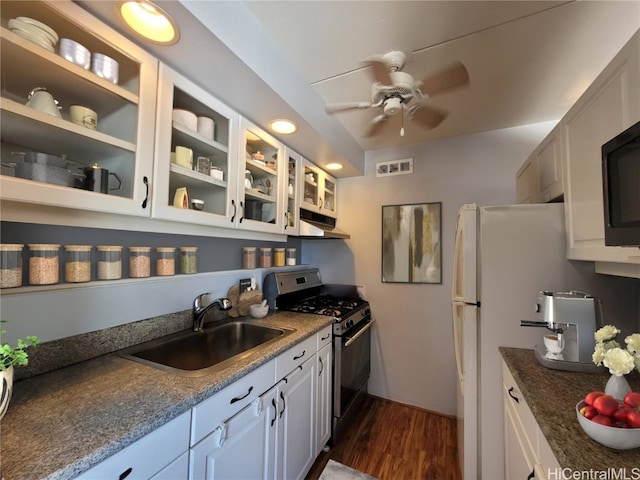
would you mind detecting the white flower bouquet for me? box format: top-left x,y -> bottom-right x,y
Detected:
592,325 -> 640,376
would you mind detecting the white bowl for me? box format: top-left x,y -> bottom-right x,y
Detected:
172,109 -> 198,131
91,53 -> 119,84
59,38 -> 91,69
576,401 -> 640,449
249,303 -> 269,319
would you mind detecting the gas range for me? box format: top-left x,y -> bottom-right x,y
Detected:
263,269 -> 370,335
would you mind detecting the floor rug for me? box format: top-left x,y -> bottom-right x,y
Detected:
319,459 -> 378,480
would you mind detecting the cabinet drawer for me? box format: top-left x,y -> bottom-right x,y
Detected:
75,410 -> 191,480
276,334 -> 316,380
316,325 -> 332,350
191,358 -> 276,446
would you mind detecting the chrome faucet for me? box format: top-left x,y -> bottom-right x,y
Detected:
193,293 -> 232,331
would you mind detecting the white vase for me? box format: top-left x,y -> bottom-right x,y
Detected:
605,373 -> 631,400
0,365 -> 14,420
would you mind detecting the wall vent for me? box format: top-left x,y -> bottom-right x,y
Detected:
375,158 -> 413,177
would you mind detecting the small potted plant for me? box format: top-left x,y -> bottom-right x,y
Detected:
1,321 -> 40,419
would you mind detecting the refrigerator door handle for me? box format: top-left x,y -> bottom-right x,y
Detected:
452,303 -> 464,394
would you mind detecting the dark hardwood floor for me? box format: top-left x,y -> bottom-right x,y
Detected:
306,395 -> 462,480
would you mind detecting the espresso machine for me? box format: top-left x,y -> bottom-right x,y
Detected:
521,291 -> 605,372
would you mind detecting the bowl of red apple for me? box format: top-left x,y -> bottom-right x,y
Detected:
576,390 -> 640,450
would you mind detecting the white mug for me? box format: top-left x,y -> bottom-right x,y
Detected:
70,105 -> 97,130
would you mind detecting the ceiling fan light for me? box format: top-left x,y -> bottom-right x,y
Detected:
119,1 -> 179,45
325,163 -> 343,171
269,119 -> 297,134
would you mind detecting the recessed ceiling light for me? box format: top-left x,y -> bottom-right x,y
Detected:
325,163 -> 343,171
119,1 -> 179,45
269,119 -> 297,134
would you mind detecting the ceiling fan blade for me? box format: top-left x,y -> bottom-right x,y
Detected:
420,61 -> 470,97
325,102 -> 372,113
363,114 -> 389,137
362,55 -> 393,86
409,104 -> 449,130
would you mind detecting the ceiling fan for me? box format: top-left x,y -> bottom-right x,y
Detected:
325,50 -> 470,137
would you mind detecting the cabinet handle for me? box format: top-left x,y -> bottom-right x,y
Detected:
319,357 -> 323,376
319,197 -> 323,210
527,468 -> 535,479
141,177 -> 149,209
119,467 -> 133,480
279,391 -> 286,418
271,398 -> 277,426
293,350 -> 306,361
321,333 -> 330,341
284,212 -> 288,230
230,385 -> 253,404
231,199 -> 236,223
239,201 -> 245,223
508,386 -> 520,403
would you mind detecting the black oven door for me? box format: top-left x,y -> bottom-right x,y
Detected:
334,318 -> 374,419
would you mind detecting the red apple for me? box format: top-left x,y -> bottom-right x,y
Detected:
592,414 -> 615,427
627,408 -> 640,428
593,394 -> 619,417
584,391 -> 605,406
580,405 -> 598,420
613,405 -> 632,423
624,391 -> 640,409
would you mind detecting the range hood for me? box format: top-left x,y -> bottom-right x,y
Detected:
298,209 -> 350,239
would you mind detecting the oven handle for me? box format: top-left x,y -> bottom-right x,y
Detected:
344,318 -> 375,347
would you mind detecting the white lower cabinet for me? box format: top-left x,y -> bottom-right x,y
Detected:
502,361 -> 560,480
316,342 -> 332,453
75,411 -> 191,480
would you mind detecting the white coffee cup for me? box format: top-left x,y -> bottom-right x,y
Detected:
197,116 -> 215,140
174,146 -> 193,169
544,334 -> 564,354
70,105 -> 97,130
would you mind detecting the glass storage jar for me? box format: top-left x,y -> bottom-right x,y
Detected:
64,245 -> 92,283
156,247 -> 176,276
129,247 -> 151,278
0,244 -> 24,288
28,244 -> 60,285
286,247 -> 297,266
259,247 -> 272,268
242,247 -> 257,269
180,247 -> 198,274
97,246 -> 123,280
274,247 -> 285,267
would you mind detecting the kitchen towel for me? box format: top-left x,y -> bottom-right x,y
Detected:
319,459 -> 377,480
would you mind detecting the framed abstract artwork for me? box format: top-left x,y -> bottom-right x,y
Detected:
382,202 -> 442,284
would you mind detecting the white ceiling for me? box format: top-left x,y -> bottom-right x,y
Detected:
78,1 -> 639,177
244,0 -> 640,152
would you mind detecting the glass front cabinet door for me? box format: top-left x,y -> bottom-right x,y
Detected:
300,160 -> 337,219
283,147 -> 302,236
152,63 -> 240,228
238,118 -> 285,234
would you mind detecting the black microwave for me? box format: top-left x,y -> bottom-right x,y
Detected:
601,119 -> 640,247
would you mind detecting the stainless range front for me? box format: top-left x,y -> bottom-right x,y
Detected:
264,269 -> 373,445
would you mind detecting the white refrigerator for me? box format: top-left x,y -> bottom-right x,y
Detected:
452,202 -> 578,480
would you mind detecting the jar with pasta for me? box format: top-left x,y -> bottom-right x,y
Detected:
28,244 -> 60,285
1,244 -> 24,288
156,247 -> 176,276
64,245 -> 92,283
129,247 -> 151,278
97,245 -> 123,280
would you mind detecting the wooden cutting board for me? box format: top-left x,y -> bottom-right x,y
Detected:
227,285 -> 263,317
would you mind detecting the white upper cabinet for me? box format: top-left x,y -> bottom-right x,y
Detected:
152,63 -> 240,228
0,0 -> 157,217
516,125 -> 563,204
237,118 -> 286,234
283,147 -> 302,236
562,30 -> 640,272
300,160 -> 337,219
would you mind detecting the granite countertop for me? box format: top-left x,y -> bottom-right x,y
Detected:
500,347 -> 640,470
0,312 -> 333,480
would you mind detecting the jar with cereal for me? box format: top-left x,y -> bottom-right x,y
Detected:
156,247 -> 176,276
28,244 -> 60,285
64,245 -> 92,283
1,244 -> 24,288
97,246 -> 123,280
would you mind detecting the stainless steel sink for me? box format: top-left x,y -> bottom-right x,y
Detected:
121,321 -> 294,377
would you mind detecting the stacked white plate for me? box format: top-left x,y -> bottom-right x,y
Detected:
9,17 -> 58,52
